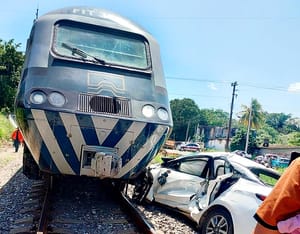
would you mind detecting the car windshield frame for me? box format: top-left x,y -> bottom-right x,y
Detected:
248,167 -> 280,186
166,155 -> 234,180
52,20 -> 151,70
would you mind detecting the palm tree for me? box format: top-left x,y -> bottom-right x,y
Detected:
239,98 -> 264,129
238,99 -> 264,153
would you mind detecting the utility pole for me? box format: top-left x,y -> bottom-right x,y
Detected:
245,105 -> 252,153
225,81 -> 238,152
185,120 -> 191,143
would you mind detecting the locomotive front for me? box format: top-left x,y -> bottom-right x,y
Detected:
15,7 -> 173,180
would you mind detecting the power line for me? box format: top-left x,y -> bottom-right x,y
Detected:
169,93 -> 228,99
240,83 -> 287,92
149,16 -> 300,21
166,76 -> 290,92
166,76 -> 231,84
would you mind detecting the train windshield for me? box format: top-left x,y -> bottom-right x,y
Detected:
53,22 -> 150,70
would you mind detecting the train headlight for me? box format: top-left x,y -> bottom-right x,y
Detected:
30,91 -> 46,104
157,108 -> 169,121
142,105 -> 155,118
48,92 -> 66,107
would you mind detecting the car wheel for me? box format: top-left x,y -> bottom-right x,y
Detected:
199,207 -> 233,234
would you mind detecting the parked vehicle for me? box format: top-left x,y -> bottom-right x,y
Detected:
179,143 -> 201,152
271,157 -> 290,168
254,155 -> 265,163
132,152 -> 272,234
232,150 -> 252,159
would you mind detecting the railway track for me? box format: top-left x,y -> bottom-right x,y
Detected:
10,176 -> 156,234
0,145 -> 197,234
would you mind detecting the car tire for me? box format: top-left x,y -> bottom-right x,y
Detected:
198,207 -> 233,234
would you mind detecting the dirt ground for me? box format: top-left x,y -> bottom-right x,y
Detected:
0,142 -> 23,189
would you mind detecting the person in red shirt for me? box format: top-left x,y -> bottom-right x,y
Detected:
252,157 -> 300,234
11,127 -> 24,152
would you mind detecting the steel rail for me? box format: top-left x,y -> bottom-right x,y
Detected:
119,191 -> 157,234
36,178 -> 50,234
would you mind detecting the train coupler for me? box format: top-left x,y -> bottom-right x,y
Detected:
80,145 -> 121,178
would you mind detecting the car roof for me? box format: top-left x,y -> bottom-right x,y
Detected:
161,152 -> 229,166
168,151 -> 275,168
227,154 -> 265,167
229,161 -> 264,184
226,153 -> 281,177
175,152 -> 231,160
174,151 -> 280,175
160,152 -> 281,186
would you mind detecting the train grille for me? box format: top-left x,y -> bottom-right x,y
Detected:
78,94 -> 131,117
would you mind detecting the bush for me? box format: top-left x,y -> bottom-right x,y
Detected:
0,113 -> 15,145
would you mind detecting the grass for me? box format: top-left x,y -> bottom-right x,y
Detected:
151,150 -> 183,164
260,174 -> 278,186
0,113 -> 15,147
260,167 -> 286,186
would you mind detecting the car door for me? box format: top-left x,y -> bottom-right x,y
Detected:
187,157 -> 235,213
153,157 -> 210,210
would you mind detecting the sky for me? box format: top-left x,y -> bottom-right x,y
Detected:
2,0 -> 300,119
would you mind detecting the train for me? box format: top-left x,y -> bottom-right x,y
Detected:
14,6 -> 173,183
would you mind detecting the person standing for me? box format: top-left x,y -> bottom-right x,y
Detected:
252,157 -> 300,234
11,127 -> 23,152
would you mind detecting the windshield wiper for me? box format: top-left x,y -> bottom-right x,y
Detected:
61,42 -> 106,65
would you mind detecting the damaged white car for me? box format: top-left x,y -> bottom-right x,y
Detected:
132,153 -> 273,234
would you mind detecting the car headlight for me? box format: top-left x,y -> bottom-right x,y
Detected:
30,91 -> 46,104
48,92 -> 66,107
157,108 -> 169,121
142,105 -> 155,118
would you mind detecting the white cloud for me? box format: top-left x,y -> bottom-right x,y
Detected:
288,83 -> 300,92
208,82 -> 217,90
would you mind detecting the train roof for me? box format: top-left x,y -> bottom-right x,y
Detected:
39,6 -> 151,37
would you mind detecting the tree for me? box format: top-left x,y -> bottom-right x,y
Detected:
256,124 -> 279,145
199,108 -> 229,127
238,99 -> 264,129
230,127 -> 257,154
285,117 -> 300,132
170,98 -> 200,141
236,99 -> 263,153
288,132 -> 300,146
265,112 -> 292,134
0,39 -> 24,111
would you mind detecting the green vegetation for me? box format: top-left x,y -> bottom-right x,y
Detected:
0,39 -> 24,147
151,151 -> 181,164
151,154 -> 163,164
260,174 -> 278,186
0,39 -> 24,112
170,97 -> 300,154
260,167 -> 285,186
0,113 -> 14,146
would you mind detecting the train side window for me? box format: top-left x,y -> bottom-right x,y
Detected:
52,22 -> 150,70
